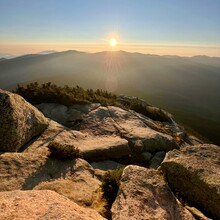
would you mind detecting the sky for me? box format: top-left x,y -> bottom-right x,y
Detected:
0,0 -> 220,56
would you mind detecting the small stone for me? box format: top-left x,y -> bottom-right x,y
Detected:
141,152 -> 153,162
149,151 -> 166,169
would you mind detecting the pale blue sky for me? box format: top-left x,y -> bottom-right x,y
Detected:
0,0 -> 220,55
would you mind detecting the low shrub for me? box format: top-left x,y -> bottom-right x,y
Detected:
48,141 -> 80,160
101,167 -> 124,208
126,100 -> 171,123
14,82 -> 117,106
14,82 -> 172,123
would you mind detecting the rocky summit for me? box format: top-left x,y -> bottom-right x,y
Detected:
0,89 -> 218,219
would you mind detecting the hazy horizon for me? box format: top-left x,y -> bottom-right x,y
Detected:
1,0 -> 220,56
1,49 -> 220,59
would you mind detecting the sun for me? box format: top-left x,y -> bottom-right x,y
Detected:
110,38 -> 117,47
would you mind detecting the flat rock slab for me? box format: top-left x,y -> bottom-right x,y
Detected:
0,153 -> 101,208
0,190 -> 105,220
25,120 -> 130,161
80,106 -> 175,153
73,135 -> 130,160
161,144 -> 220,219
34,158 -> 101,207
0,152 -> 74,191
30,103 -> 191,160
111,165 -> 195,220
0,89 -> 48,152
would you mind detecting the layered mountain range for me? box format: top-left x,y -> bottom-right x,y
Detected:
0,50 -> 219,144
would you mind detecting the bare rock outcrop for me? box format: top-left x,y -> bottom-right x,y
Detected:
24,120 -> 130,161
0,153 -> 101,208
0,89 -> 48,152
161,144 -> 220,219
0,190 -> 105,220
111,165 -> 195,220
36,103 -> 100,127
0,89 -> 212,220
34,100 -> 197,163
80,105 -> 176,153
34,158 -> 102,207
38,103 -> 179,156
0,152 -> 79,192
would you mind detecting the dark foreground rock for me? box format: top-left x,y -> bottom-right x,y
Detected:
0,190 -> 105,220
111,165 -> 195,220
161,144 -> 220,219
0,89 -> 48,152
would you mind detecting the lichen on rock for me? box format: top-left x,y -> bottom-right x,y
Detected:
0,89 -> 49,152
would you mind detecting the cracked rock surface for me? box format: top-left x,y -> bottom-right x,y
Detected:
111,165 -> 195,220
161,144 -> 220,219
33,102 -> 194,161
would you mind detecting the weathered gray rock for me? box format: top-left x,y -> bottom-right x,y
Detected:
36,103 -> 76,126
0,152 -> 75,191
109,106 -> 176,153
79,106 -> 116,135
0,190 -> 105,220
36,103 -> 100,127
39,103 -> 184,150
116,95 -> 185,132
34,158 -> 101,207
36,103 -> 68,122
80,105 -> 176,153
161,144 -> 220,219
0,153 -> 101,208
25,120 -> 130,161
111,165 -> 195,220
33,102 -> 193,158
149,151 -> 166,169
0,89 -> 49,152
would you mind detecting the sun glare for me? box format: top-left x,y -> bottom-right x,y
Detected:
110,38 -> 117,47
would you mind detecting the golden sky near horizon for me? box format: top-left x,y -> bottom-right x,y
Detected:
1,1 -> 220,57
1,42 -> 220,57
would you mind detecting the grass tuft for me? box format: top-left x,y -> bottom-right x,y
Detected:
48,141 -> 81,160
101,167 -> 124,209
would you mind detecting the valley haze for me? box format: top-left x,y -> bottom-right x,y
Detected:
0,50 -> 219,145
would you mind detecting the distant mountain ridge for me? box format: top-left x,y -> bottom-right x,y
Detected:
0,50 -> 220,144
